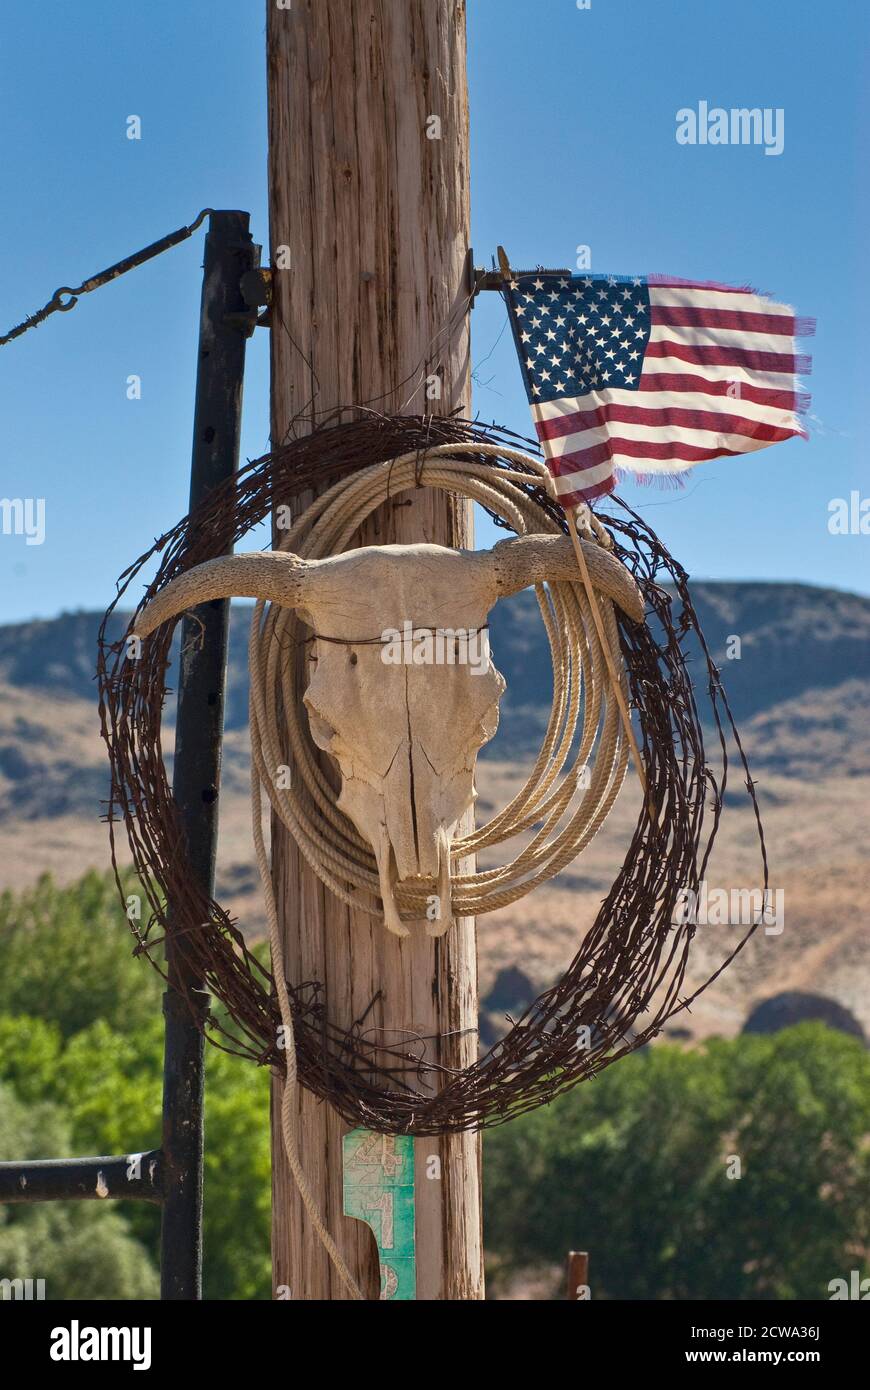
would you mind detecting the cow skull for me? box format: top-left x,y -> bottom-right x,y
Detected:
134,536 -> 643,937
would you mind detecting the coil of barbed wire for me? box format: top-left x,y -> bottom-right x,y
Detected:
98,413 -> 768,1135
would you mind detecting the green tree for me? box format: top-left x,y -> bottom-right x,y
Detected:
202,1046 -> 271,1299
0,871 -> 161,1038
0,1083 -> 159,1300
0,1009 -> 273,1299
484,1027 -> 870,1299
0,871 -> 273,1299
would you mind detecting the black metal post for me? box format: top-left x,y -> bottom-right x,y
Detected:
160,210 -> 260,1300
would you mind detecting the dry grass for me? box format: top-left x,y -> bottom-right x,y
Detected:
1,680 -> 866,1044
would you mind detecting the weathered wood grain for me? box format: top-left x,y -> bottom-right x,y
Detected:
266,0 -> 482,1300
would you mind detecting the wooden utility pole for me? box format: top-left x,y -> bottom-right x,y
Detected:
266,1 -> 482,1299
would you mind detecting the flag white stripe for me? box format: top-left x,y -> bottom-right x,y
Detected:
549,460 -> 616,493
648,286 -> 795,317
608,454 -> 700,475
648,323 -> 797,353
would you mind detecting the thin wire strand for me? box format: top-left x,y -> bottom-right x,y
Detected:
0,208 -> 214,346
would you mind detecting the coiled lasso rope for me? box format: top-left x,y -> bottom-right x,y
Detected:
247,443 -> 637,1298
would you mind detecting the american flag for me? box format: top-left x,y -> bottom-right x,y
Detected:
504,272 -> 813,506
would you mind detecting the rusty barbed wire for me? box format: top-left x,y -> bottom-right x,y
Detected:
96,413 -> 769,1136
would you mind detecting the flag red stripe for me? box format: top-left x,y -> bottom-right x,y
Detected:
556,474 -> 617,506
645,338 -> 808,374
536,403 -> 799,445
651,304 -> 796,335
637,372 -> 806,410
546,436 -> 749,469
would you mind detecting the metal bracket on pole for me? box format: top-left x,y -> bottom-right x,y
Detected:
470,260 -> 575,304
228,265 -> 272,334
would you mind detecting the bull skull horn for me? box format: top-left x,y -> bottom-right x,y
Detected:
490,534 -> 644,624
133,552 -> 311,638
134,536 -> 643,639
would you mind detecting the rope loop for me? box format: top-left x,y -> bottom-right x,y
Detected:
250,442 -> 630,928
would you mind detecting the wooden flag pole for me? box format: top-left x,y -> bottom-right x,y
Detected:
565,506 -> 655,825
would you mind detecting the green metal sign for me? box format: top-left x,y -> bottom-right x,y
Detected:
342,1130 -> 416,1300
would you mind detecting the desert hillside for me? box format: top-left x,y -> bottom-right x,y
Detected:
0,581 -> 867,1042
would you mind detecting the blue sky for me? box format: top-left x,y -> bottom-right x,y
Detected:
1,0 -> 866,623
